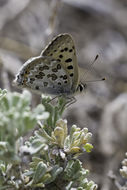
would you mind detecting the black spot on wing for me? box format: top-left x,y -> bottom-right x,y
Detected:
52,68 -> 58,72
39,67 -> 43,71
70,73 -> 73,77
47,74 -> 50,78
39,72 -> 45,76
30,78 -> 35,81
65,58 -> 72,63
63,75 -> 67,80
30,78 -> 35,84
47,74 -> 57,81
51,74 -> 57,81
59,54 -> 63,58
39,65 -> 49,71
57,64 -> 61,70
69,49 -> 73,52
35,86 -> 39,90
67,65 -> 73,70
64,47 -> 68,51
43,65 -> 49,70
35,72 -> 45,79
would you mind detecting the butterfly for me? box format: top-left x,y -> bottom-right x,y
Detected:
14,34 -> 86,104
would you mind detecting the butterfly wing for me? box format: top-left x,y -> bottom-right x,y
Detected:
14,56 -> 72,95
41,33 -> 79,92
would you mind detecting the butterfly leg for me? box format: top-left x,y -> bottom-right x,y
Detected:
65,97 -> 77,107
47,96 -> 59,103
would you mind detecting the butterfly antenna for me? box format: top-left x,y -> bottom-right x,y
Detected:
89,54 -> 99,68
84,77 -> 106,83
83,54 -> 99,81
94,54 -> 99,62
81,54 -> 106,85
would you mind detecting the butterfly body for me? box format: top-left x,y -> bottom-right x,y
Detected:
14,34 -> 86,98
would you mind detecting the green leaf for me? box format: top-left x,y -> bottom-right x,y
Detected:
84,143 -> 93,153
33,161 -> 47,183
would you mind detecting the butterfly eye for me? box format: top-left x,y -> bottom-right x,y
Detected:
77,84 -> 86,92
79,84 -> 83,92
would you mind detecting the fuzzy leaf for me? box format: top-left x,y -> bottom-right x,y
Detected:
33,161 -> 47,183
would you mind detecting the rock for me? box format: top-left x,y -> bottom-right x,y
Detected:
99,93 -> 127,156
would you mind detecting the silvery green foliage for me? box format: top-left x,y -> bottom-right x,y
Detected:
119,152 -> 127,189
0,89 -> 49,163
120,152 -> 127,179
0,89 -> 97,190
109,153 -> 127,190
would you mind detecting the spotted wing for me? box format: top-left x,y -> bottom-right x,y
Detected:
41,33 -> 79,92
14,56 -> 72,95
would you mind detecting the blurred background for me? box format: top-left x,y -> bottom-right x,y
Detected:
0,0 -> 127,189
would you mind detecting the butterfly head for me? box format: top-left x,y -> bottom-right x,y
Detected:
76,83 -> 87,94
13,70 -> 25,87
13,73 -> 23,86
